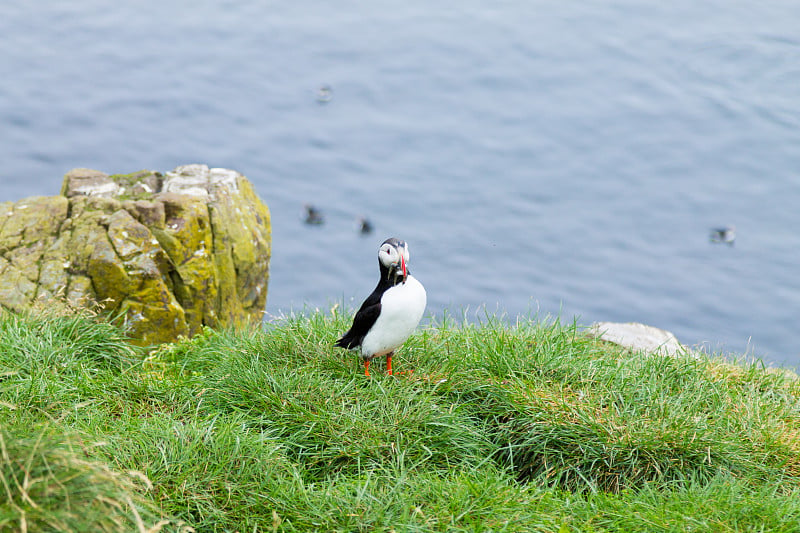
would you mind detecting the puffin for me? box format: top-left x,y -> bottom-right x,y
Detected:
710,225 -> 735,246
335,238 -> 427,376
303,204 -> 324,225
316,84 -> 334,103
357,216 -> 373,235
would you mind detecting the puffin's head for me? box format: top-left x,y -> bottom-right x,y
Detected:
378,237 -> 409,284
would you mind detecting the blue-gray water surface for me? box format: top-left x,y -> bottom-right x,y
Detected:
1,1 -> 799,365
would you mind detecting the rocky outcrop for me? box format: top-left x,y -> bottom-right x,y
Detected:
587,322 -> 694,357
0,164 -> 271,345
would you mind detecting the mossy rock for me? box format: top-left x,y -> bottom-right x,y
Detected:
0,164 -> 271,345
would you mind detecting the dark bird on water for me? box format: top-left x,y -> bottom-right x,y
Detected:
335,238 -> 426,376
358,216 -> 373,234
303,204 -> 324,225
710,225 -> 735,246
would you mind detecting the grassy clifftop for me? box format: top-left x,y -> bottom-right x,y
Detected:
1,308 -> 799,531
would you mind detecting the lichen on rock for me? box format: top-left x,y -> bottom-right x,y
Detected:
0,164 -> 271,345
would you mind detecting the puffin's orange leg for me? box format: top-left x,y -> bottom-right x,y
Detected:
386,352 -> 393,375
364,359 -> 371,377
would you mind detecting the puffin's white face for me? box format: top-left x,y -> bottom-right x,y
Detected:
379,240 -> 409,282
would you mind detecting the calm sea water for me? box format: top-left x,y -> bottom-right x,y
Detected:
1,1 -> 799,365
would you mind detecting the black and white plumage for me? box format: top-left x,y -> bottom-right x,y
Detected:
335,238 -> 426,376
710,225 -> 735,246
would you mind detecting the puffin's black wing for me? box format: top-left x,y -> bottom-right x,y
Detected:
335,290 -> 382,350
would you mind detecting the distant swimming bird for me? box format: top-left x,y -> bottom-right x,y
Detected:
304,204 -> 324,225
335,238 -> 426,376
316,85 -> 333,103
358,216 -> 373,235
710,226 -> 735,246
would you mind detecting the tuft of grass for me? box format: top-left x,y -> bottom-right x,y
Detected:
2,307 -> 800,531
0,308 -> 137,416
0,426 -> 165,532
0,307 -> 136,371
576,474 -> 800,532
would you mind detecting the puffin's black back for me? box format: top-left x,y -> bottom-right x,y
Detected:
334,281 -> 386,349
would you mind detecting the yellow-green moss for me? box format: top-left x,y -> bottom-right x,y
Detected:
0,166 -> 271,346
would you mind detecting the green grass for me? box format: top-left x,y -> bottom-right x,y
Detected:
1,307 -> 800,531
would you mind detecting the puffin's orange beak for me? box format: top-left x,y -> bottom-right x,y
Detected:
400,255 -> 407,283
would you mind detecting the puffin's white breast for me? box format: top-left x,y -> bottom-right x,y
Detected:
360,274 -> 426,359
